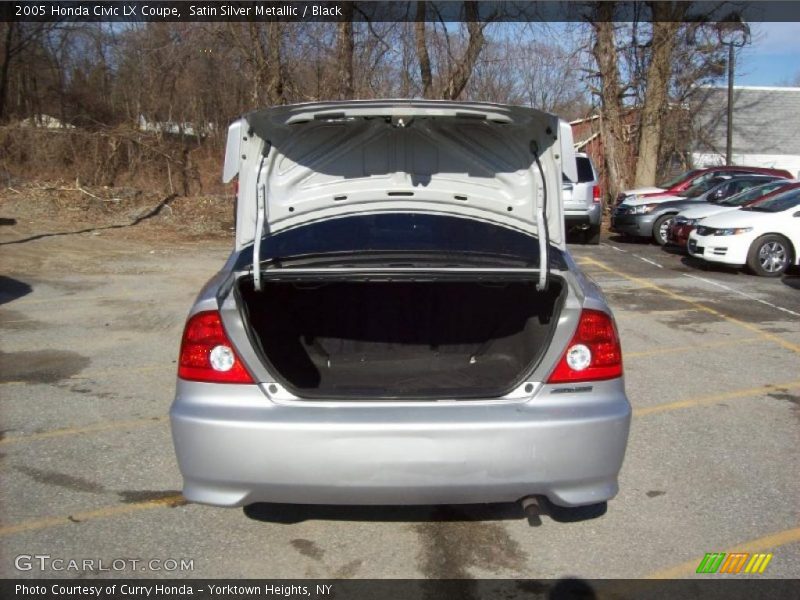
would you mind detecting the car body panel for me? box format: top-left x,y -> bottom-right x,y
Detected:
171,378 -> 631,507
667,222 -> 695,247
611,197 -> 705,237
564,203 -> 602,228
226,100 -> 574,251
171,101 -> 631,509
678,204 -> 738,220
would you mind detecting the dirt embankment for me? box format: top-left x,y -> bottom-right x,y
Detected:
0,125 -> 235,244
0,183 -> 234,246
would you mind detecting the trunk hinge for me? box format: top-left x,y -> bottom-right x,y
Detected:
252,141 -> 274,292
531,141 -> 549,292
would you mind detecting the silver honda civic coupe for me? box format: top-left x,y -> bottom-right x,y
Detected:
170,100 -> 631,511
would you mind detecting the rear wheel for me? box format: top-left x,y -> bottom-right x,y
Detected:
652,214 -> 675,246
746,234 -> 793,277
584,224 -> 601,245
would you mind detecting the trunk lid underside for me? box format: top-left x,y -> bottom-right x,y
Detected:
227,101 -> 575,250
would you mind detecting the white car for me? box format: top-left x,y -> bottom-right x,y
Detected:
687,188 -> 800,276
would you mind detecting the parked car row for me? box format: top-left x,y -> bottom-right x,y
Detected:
616,165 -> 793,206
607,166 -> 800,277
667,179 -> 796,247
611,173 -> 784,245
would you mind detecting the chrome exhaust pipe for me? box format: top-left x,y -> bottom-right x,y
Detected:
520,495 -> 545,525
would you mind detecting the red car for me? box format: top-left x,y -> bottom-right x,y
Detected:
617,166 -> 793,205
667,180 -> 800,249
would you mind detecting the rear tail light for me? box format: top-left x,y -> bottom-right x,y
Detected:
593,185 -> 601,204
547,309 -> 623,383
178,310 -> 254,384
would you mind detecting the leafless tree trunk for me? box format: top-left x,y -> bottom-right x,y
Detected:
634,4 -> 684,186
1,22 -> 55,121
336,3 -> 355,99
0,23 -> 16,121
441,3 -> 487,100
591,9 -> 632,201
265,23 -> 285,105
415,2 -> 433,98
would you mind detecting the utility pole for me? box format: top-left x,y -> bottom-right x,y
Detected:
718,18 -> 750,166
726,42 -> 735,165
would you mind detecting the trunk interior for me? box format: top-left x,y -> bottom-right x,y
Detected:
237,277 -> 565,399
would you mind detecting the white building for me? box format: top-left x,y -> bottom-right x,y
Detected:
693,86 -> 800,178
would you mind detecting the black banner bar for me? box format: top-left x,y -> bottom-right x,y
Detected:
4,1 -> 800,23
2,579 -> 800,600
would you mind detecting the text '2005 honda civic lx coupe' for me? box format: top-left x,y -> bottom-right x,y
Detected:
169,101 -> 631,513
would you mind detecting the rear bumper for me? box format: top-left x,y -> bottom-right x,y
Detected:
170,380 -> 631,508
610,213 -> 655,237
564,204 -> 602,229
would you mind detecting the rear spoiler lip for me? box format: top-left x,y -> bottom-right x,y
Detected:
234,268 -> 568,284
232,245 -> 569,273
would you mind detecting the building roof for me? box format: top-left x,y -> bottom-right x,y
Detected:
693,86 -> 800,157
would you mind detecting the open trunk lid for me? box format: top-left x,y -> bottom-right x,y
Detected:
224,100 -> 576,289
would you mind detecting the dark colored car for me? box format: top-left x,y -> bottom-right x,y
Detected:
611,175 -> 783,245
616,165 -> 794,205
667,179 -> 800,249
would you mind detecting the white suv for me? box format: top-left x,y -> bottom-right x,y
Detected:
563,153 -> 602,244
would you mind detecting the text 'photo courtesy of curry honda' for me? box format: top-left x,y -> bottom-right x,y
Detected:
169,101 -> 631,514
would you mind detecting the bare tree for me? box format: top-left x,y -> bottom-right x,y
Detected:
633,3 -> 687,187
415,2 -> 433,98
590,7 -> 633,201
440,2 -> 488,100
0,22 -> 59,121
336,3 -> 355,99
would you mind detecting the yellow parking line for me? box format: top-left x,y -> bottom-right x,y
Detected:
644,526 -> 800,578
0,416 -> 168,446
633,379 -> 800,417
625,336 -> 763,359
0,495 -> 187,538
580,256 -> 800,355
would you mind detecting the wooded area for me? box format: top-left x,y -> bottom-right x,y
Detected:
1,2 -> 733,200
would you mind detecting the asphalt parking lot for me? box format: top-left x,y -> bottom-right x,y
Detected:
1,222 -> 799,580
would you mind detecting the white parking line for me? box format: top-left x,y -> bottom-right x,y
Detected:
682,272 -> 800,318
634,255 -> 664,269
600,242 -> 628,253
